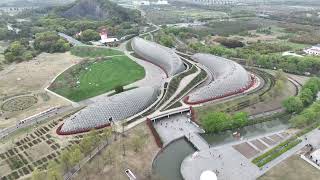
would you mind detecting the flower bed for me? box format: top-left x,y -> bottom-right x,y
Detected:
252,138 -> 302,167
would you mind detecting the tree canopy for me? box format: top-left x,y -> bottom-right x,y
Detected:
34,31 -> 70,53
200,111 -> 249,133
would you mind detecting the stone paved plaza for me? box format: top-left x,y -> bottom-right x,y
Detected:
153,113 -> 203,144
181,129 -> 320,180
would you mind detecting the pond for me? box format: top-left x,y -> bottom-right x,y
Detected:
152,138 -> 196,180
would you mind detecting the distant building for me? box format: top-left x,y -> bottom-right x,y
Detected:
304,44 -> 320,56
99,28 -> 119,44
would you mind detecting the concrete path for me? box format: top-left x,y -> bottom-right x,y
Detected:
159,67 -> 200,109
180,128 -> 320,180
58,33 -> 84,46
0,105 -> 74,140
186,133 -> 209,151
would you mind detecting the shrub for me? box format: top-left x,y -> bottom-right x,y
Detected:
114,85 -> 124,94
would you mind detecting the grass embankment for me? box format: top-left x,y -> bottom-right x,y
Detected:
49,56 -> 145,102
71,46 -> 124,57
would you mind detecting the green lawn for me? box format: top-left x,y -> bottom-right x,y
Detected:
49,56 -> 145,102
258,155 -> 320,180
71,46 -> 124,57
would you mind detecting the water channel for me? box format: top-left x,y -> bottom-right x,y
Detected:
152,117 -> 290,180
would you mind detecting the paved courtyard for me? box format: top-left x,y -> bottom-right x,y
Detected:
180,130 -> 320,180
180,129 -> 320,180
153,113 -> 203,144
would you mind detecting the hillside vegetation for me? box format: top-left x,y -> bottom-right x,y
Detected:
57,0 -> 141,22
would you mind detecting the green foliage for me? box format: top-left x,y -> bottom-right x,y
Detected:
200,112 -> 249,133
79,29 -> 100,42
289,33 -> 320,45
299,88 -> 314,106
31,168 -> 45,180
256,27 -> 272,35
131,130 -> 147,152
47,161 -> 63,180
4,41 -> 35,63
215,37 -> 244,48
188,41 -> 320,75
158,33 -> 174,48
283,77 -> 320,115
34,31 -> 70,53
282,97 -> 304,113
252,138 -> 302,167
289,101 -> 320,128
58,0 -> 141,23
114,85 -> 124,94
71,46 -> 123,57
49,56 -> 145,101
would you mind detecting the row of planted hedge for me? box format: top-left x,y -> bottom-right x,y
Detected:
252,137 -> 302,167
252,121 -> 320,168
146,118 -> 163,148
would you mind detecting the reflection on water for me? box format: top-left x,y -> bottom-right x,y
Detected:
152,138 -> 196,180
202,118 -> 290,146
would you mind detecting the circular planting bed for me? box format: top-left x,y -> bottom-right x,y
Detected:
1,96 -> 38,112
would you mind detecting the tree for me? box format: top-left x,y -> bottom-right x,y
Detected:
102,128 -> 112,144
299,88 -> 314,106
303,78 -> 320,97
200,112 -> 231,133
80,29 -> 100,42
270,80 -> 285,98
131,135 -> 145,152
232,112 -> 248,127
103,149 -> 115,165
274,69 -> 287,83
60,150 -> 72,172
31,168 -> 45,180
114,85 -> 124,94
290,114 -> 308,128
80,136 -> 94,155
282,96 -> 304,113
4,41 -> 34,63
47,161 -> 63,180
34,31 -> 70,53
159,33 -> 174,48
70,145 -> 84,166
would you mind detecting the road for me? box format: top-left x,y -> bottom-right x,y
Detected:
0,105 -> 74,140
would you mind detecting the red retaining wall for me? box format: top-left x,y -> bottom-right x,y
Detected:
146,118 -> 163,148
56,123 -> 110,136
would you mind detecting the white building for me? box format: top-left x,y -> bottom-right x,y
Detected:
304,44 -> 320,56
99,28 -> 119,44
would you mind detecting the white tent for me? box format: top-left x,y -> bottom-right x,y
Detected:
200,170 -> 217,180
